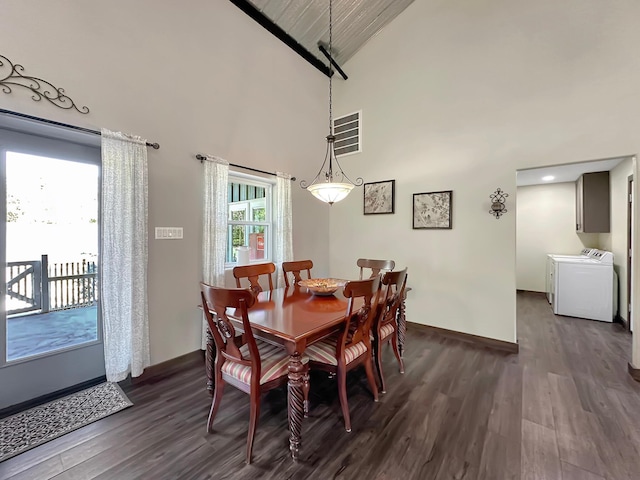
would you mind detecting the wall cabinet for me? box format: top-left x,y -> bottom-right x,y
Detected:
576,171 -> 610,233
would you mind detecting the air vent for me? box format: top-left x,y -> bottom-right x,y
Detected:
332,111 -> 361,157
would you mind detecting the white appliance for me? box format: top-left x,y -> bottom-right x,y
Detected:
548,249 -> 617,322
545,248 -> 596,304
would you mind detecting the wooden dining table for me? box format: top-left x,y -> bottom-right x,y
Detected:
203,283 -> 410,461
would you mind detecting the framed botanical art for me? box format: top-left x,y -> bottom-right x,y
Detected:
413,190 -> 453,229
363,180 -> 395,215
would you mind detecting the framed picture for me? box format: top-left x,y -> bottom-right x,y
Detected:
413,190 -> 453,229
363,180 -> 395,215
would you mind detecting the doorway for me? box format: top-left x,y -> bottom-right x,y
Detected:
0,127 -> 105,411
516,157 -> 633,304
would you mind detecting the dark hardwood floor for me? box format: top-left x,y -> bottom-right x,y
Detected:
1,291 -> 639,479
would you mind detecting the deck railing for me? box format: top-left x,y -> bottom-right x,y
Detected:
6,255 -> 98,316
6,260 -> 42,315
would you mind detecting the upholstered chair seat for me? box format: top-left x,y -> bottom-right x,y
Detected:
306,336 -> 368,366
222,340 -> 309,385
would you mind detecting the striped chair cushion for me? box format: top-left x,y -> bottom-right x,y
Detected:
306,337 -> 368,366
380,323 -> 396,340
222,340 -> 308,385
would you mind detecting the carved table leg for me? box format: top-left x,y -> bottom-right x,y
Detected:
397,292 -> 407,358
302,369 -> 310,418
206,328 -> 214,395
287,353 -> 305,461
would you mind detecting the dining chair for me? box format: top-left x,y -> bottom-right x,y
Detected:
306,276 -> 381,432
372,268 -> 407,394
357,258 -> 395,280
233,262 -> 276,295
282,259 -> 314,288
200,283 -> 309,464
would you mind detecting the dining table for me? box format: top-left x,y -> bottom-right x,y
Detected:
203,283 -> 410,461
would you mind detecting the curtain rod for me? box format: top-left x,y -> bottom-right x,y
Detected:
195,154 -> 296,181
0,108 -> 160,149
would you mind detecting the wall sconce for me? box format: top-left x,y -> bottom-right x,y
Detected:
489,188 -> 508,219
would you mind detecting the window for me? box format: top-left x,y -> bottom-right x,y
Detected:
226,176 -> 272,264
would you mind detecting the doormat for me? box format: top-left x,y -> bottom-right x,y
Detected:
0,382 -> 132,462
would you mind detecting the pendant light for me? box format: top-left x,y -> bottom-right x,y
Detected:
300,0 -> 363,205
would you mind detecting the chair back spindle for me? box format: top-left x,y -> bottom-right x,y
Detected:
340,276 -> 382,355
379,269 -> 408,327
357,258 -> 395,280
233,262 -> 276,295
200,285 -> 259,370
282,260 -> 313,288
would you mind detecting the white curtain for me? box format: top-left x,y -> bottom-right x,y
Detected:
274,172 -> 294,288
201,155 -> 229,349
101,128 -> 150,382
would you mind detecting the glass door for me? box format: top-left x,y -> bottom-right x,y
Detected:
0,128 -> 105,411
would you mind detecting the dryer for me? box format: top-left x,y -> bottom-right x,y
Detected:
545,248 -> 596,304
551,250 -> 616,322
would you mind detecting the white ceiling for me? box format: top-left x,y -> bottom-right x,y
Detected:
242,0 -> 415,68
516,157 -> 630,187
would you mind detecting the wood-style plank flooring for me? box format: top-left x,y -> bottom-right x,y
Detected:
1,291 -> 639,479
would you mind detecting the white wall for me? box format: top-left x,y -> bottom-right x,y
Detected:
0,0 -> 331,365
333,0 -> 640,343
600,157 -> 634,322
516,183 -> 600,292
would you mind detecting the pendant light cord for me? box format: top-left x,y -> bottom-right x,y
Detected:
328,0 -> 333,134
326,0 -> 334,180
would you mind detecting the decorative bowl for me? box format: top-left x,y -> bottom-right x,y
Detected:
298,278 -> 347,296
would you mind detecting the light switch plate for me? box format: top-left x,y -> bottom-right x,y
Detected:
155,227 -> 183,239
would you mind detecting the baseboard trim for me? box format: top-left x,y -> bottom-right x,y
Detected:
128,350 -> 204,386
408,322 -> 519,354
516,289 -> 546,296
629,362 -> 640,382
0,375 -> 106,419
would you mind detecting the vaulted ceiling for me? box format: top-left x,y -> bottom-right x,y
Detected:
230,0 -> 415,76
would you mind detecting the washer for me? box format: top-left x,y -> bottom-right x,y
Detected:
551,250 -> 615,322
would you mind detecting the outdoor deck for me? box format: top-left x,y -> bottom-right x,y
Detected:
7,306 -> 98,361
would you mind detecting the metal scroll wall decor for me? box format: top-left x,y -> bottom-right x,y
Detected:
489,188 -> 508,219
0,54 -> 89,114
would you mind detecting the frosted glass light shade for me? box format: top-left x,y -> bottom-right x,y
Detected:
307,182 -> 354,204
